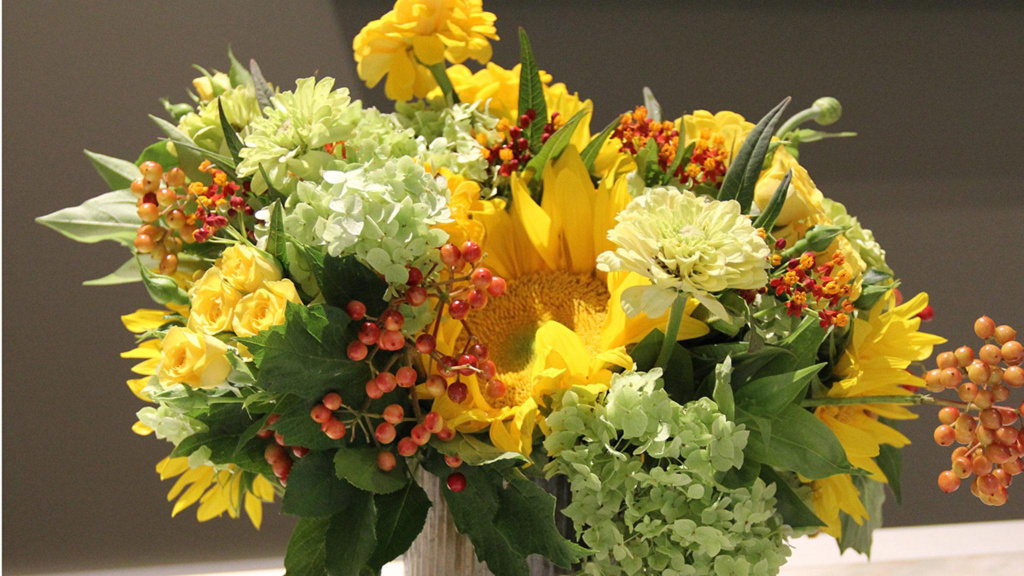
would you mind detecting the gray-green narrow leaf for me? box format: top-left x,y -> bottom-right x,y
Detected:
719,97 -> 790,213
581,118 -> 618,173
752,169 -> 792,231
84,150 -> 140,190
642,86 -> 662,122
36,189 -> 141,246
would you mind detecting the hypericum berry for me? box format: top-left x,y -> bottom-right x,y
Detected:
471,267 -> 493,290
1004,365 -> 1024,388
938,470 -> 961,493
156,187 -> 176,207
446,472 -> 467,492
381,309 -> 405,331
380,330 -> 405,351
939,367 -> 962,389
164,167 -> 185,187
264,443 -> 289,466
377,451 -> 397,472
1001,340 -> 1024,365
407,267 -> 424,286
444,454 -> 463,468
487,276 -> 507,297
968,361 -> 991,385
952,456 -> 973,478
447,381 -> 469,403
423,411 -> 444,434
467,289 -> 488,310
938,406 -> 961,425
292,446 -> 310,459
311,404 -> 333,423
975,316 -> 996,339
324,419 -> 347,440
994,325 -> 1017,346
460,241 -> 482,263
139,160 -> 163,184
383,404 -> 405,424
166,209 -> 185,229
954,346 -> 975,367
958,382 -> 979,402
406,286 -> 428,306
485,379 -> 507,399
479,359 -> 497,380
365,379 -> 384,400
973,454 -> 994,476
322,393 -> 343,411
131,178 -> 147,197
346,300 -> 367,321
415,334 -> 436,354
397,437 -> 418,457
934,425 -> 955,446
436,426 -> 456,442
917,305 -> 935,322
396,366 -> 417,388
410,424 -> 431,446
375,422 -> 397,444
457,354 -> 478,375
936,351 -> 958,369
980,344 -> 1002,365
980,409 -> 1002,429
449,300 -> 469,320
424,375 -> 447,398
347,340 -> 368,361
440,243 -> 461,267
358,322 -> 381,345
137,203 -> 160,223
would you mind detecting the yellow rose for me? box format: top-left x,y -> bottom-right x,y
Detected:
232,280 -> 301,337
754,147 -> 827,228
187,268 -> 241,335
217,245 -> 282,293
158,326 -> 231,389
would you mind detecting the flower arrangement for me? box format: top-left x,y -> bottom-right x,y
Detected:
38,2 -> 1021,575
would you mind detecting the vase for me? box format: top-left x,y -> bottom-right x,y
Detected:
402,469 -> 572,576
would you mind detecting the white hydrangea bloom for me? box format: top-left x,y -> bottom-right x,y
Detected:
597,186 -> 769,319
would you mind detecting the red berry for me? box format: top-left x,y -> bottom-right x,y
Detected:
292,446 -> 310,459
407,267 -> 423,286
469,343 -> 488,358
410,424 -> 431,446
257,413 -> 279,439
324,419 -> 347,440
346,300 -> 366,321
380,330 -> 405,351
347,340 -> 368,361
447,381 -> 469,403
375,422 -> 397,444
440,244 -> 461,267
444,454 -> 463,468
272,458 -> 292,480
264,443 -> 288,466
917,305 -> 934,322
311,404 -> 332,423
381,309 -> 405,331
436,426 -> 456,442
424,375 -> 447,398
437,356 -> 456,377
447,472 -> 467,492
383,404 -> 405,424
487,276 -> 507,297
377,451 -> 397,471
467,289 -> 488,310
376,372 -> 398,393
406,286 -> 428,306
479,359 -> 497,380
416,334 -> 436,354
322,393 -> 343,411
423,411 -> 444,434
366,380 -> 384,399
486,379 -> 507,399
471,267 -> 493,289
460,241 -> 482,263
457,354 -> 477,372
397,437 -> 418,457
449,300 -> 469,320
396,366 -> 418,388
274,432 -> 287,446
358,322 -> 381,345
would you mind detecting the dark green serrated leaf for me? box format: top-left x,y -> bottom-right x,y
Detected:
172,404 -> 271,476
629,329 -> 695,402
736,363 -> 826,415
334,444 -> 409,494
856,282 -> 897,311
719,97 -> 790,212
241,303 -> 371,400
285,517 -> 329,576
861,268 -> 893,286
136,141 -> 178,169
580,117 -> 618,173
641,86 -> 662,122
524,108 -> 589,177
368,481 -> 432,569
877,420 -> 903,505
430,433 -> 528,467
319,254 -> 389,317
760,467 -> 825,528
517,28 -> 547,149
727,347 -> 793,385
218,99 -> 245,165
427,62 -> 458,106
227,46 -> 253,88
283,451 -> 360,517
739,404 -> 856,479
249,59 -> 275,112
84,150 -> 140,190
839,476 -> 885,557
752,169 -> 792,231
271,399 -> 350,451
763,315 -> 827,375
36,189 -> 141,246
325,492 -> 377,576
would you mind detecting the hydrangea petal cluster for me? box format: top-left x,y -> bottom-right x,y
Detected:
396,101 -> 496,181
353,0 -> 499,101
544,370 -> 790,576
597,186 -> 770,320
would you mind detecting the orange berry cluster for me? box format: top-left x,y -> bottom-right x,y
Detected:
613,106 -> 680,175
929,316 -> 1023,506
131,161 -> 189,274
766,245 -> 855,328
258,413 -> 309,486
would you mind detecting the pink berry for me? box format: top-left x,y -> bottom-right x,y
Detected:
381,309 -> 404,331
449,300 -> 469,319
383,404 -> 405,424
396,366 -> 418,388
358,322 -> 381,345
322,393 -> 343,411
406,286 -> 428,306
487,277 -> 507,297
366,379 -> 384,399
377,451 -> 397,471
447,472 -> 467,492
380,330 -> 405,351
460,241 -> 482,263
436,426 -> 456,442
324,419 -> 347,440
471,267 -> 493,289
397,437 -> 418,457
376,372 -> 397,393
479,359 -> 497,380
346,300 -> 366,321
467,289 -> 488,310
375,422 -> 397,444
416,334 -> 436,354
424,375 -> 447,398
292,446 -> 310,459
486,379 -> 507,399
410,424 -> 431,446
311,404 -> 332,423
440,244 -> 461,267
407,267 -> 423,286
423,411 -> 444,434
469,343 -> 488,358
264,443 -> 288,466
444,454 -> 463,468
347,340 -> 368,361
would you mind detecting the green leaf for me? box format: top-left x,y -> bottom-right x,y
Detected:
172,404 -> 270,475
752,169 -> 792,231
760,467 -> 825,528
240,303 -> 371,400
83,257 -> 142,286
325,493 -> 377,576
137,256 -> 190,306
283,451 -> 360,517
265,201 -> 290,269
713,358 -> 735,420
739,404 -> 856,479
516,28 -> 547,149
169,137 -> 237,176
319,254 -> 389,317
580,117 -> 618,173
524,108 -> 589,177
763,315 -> 827,375
150,115 -> 208,182
249,58 -> 275,112
422,457 -> 585,576
36,189 -> 141,246
427,62 -> 458,106
271,399 -> 351,451
735,363 -> 826,415
719,97 -> 790,212
856,283 -> 896,311
665,140 -> 695,184
218,98 -> 245,165
84,150 -> 141,190
629,329 -> 695,402
877,420 -> 903,504
431,433 -> 528,466
136,141 -> 178,169
861,268 -> 893,286
368,481 -> 432,569
641,86 -> 662,122
284,517 -> 329,576
839,476 -> 885,557
334,443 -> 409,494
227,46 -> 253,88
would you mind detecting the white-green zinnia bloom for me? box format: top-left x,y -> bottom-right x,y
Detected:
597,186 -> 769,319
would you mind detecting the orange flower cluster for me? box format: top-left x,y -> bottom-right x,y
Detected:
768,247 -> 855,327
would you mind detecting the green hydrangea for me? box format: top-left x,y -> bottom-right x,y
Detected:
544,370 -> 791,576
177,85 -> 261,156
396,101 -> 498,181
821,198 -> 891,274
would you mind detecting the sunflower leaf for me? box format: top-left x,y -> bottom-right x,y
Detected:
517,28 -> 547,149
284,517 -> 329,576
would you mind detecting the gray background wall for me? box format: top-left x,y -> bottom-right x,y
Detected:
4,1 -> 1022,573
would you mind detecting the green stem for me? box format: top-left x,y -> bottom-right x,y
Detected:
655,296 -> 686,371
801,394 -> 965,408
776,107 -> 820,137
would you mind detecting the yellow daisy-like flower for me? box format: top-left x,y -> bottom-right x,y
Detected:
156,457 -> 276,529
121,309 -> 179,435
809,291 -> 945,537
353,0 -> 499,101
427,148 -> 708,456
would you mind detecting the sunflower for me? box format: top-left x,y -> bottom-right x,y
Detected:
156,457 -> 276,529
428,148 -> 708,455
809,291 -> 945,537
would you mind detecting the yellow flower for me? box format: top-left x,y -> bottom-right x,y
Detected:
217,244 -> 282,294
428,148 -> 708,456
681,110 -> 754,164
353,0 -> 498,101
232,280 -> 301,338
435,169 -> 490,247
158,326 -> 232,389
156,457 -> 275,529
121,309 -> 177,435
187,268 -> 241,335
753,147 -> 826,229
809,292 -> 945,538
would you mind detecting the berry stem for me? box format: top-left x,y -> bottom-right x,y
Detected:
655,296 -> 686,371
800,394 -> 966,408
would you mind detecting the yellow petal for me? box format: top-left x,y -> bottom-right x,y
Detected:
510,173 -> 559,271
542,147 -> 595,274
122,309 -> 170,333
412,36 -> 446,65
245,492 -> 264,529
132,421 -> 154,436
121,339 -> 161,359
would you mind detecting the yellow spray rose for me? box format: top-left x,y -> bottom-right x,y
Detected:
753,147 -> 827,228
158,327 -> 232,389
187,268 -> 241,335
232,280 -> 301,338
217,245 -> 282,293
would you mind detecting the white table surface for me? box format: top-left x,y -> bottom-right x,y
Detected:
40,519 -> 1023,576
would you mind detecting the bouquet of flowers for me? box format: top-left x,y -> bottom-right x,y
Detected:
39,2 -> 1021,575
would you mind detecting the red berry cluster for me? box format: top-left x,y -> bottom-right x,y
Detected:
613,106 -> 680,175
258,413 -> 309,486
929,316 -> 1023,506
484,110 -> 536,177
766,247 -> 855,328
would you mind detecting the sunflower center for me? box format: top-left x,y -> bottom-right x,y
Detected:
463,271 -> 609,408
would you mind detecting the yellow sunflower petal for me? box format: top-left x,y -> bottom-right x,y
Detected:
122,309 -> 170,333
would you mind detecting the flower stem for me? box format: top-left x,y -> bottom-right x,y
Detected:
776,107 -> 820,137
655,296 -> 686,371
800,394 -> 965,408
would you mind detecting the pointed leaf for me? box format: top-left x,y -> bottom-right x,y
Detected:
283,451 -> 360,517
517,28 -> 547,149
227,46 -> 253,88
325,493 -> 377,576
265,201 -> 290,270
218,98 -> 245,165
135,141 -> 178,169
284,517 -> 329,576
752,169 -> 792,230
319,254 -> 389,317
642,86 -> 662,122
334,443 -> 409,494
739,404 -> 856,479
83,257 -> 142,286
839,476 -> 885,557
84,150 -> 140,190
368,481 -> 432,568
249,58 -> 275,112
735,362 -> 826,415
37,189 -> 141,246
150,115 -> 208,182
760,467 -> 825,528
524,108 -> 588,177
719,97 -> 790,212
580,117 -> 618,173
713,358 -> 735,420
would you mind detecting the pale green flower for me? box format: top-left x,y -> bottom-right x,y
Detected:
177,85 -> 261,156
597,186 -> 770,320
822,198 -> 891,274
396,101 -> 497,181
